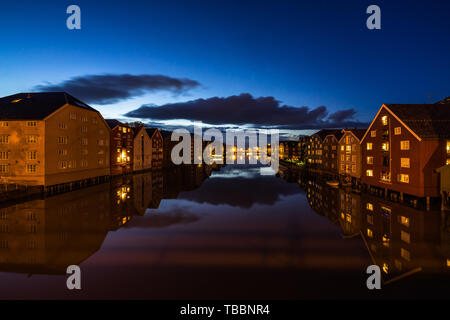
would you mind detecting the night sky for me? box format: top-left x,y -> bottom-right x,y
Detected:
1,0 -> 449,137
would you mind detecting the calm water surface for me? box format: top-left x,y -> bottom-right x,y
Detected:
0,164 -> 449,299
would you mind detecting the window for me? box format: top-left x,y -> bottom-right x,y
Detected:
0,151 -> 9,160
395,127 -> 401,135
0,122 -> 8,127
366,143 -> 373,150
381,115 -> 388,125
26,164 -> 36,173
352,165 -> 356,173
81,160 -> 88,167
447,141 -> 450,154
69,113 -> 76,120
366,203 -> 373,211
122,127 -> 127,133
81,126 -> 88,133
26,151 -> 37,160
367,156 -> 374,164
398,174 -> 410,183
401,158 -> 410,168
58,122 -> 67,129
59,161 -> 67,169
58,149 -> 67,156
367,228 -> 373,238
401,231 -> 411,244
26,135 -> 37,143
340,145 -> 344,151
98,139 -> 104,146
371,130 -> 376,137
0,135 -> 9,144
81,138 -> 88,145
366,169 -> 373,177
351,155 -> 356,163
26,121 -> 37,127
0,164 -> 9,173
346,145 -> 351,152
92,117 -> 98,124
399,216 -> 410,227
58,136 -> 67,144
401,248 -> 411,261
400,140 -> 410,150
382,142 -> 389,151
81,116 -> 88,122
367,214 -> 373,224
341,154 -> 344,161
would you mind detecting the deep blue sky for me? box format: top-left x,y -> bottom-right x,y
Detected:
1,0 -> 449,134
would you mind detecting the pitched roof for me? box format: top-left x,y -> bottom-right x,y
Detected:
105,119 -> 123,130
313,129 -> 343,141
0,92 -> 97,120
385,103 -> 450,139
145,128 -> 159,137
342,128 -> 367,141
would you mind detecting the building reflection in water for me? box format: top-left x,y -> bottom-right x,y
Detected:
304,177 -> 450,284
0,164 -> 215,276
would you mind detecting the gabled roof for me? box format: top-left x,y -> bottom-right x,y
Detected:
105,119 -> 124,130
0,92 -> 97,120
385,103 -> 450,139
145,127 -> 160,138
313,129 -> 343,141
340,128 -> 367,142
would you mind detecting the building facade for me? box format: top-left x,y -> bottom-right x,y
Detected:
106,120 -> 134,175
307,129 -> 342,169
361,103 -> 450,198
146,128 -> 163,169
0,92 -> 110,187
131,126 -> 152,172
338,129 -> 367,181
322,131 -> 343,174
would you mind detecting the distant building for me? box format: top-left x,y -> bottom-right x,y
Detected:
298,136 -> 309,163
0,92 -> 110,187
145,128 -> 163,169
307,129 -> 342,169
279,141 -> 300,160
106,119 -> 134,175
338,129 -> 367,181
361,103 -> 450,198
131,126 -> 152,172
322,131 -> 344,174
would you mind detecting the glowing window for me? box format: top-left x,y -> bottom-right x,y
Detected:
371,130 -> 376,137
401,158 -> 410,168
367,143 -> 373,150
400,140 -> 410,150
366,203 -> 373,211
398,174 -> 409,183
366,169 -> 373,177
382,142 -> 389,151
400,216 -> 410,227
381,115 -> 388,125
367,156 -> 374,164
367,228 -> 373,238
395,127 -> 401,135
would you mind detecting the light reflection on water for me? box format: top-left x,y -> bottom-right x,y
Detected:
0,164 -> 448,299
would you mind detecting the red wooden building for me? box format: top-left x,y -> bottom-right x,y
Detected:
361,103 -> 450,198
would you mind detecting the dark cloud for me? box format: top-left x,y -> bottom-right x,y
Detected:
33,74 -> 200,105
125,93 -> 367,129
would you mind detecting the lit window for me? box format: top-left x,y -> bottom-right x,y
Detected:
447,141 -> 450,154
26,151 -> 37,160
366,203 -> 373,211
0,122 -> 8,127
0,151 -> 9,160
11,99 -> 22,103
122,127 -> 127,133
401,231 -> 411,244
400,216 -> 410,227
346,145 -> 351,152
26,121 -> 37,127
340,145 -> 344,151
400,140 -> 410,150
367,143 -> 373,150
382,142 -> 389,151
366,169 -> 373,177
395,127 -> 401,135
58,136 -> 67,144
367,228 -> 373,238
382,263 -> 389,274
59,161 -> 68,169
0,135 -> 9,144
0,164 -> 9,173
401,248 -> 411,261
398,174 -> 410,183
381,115 -> 388,125
26,164 -> 36,173
26,135 -> 37,143
371,130 -> 376,137
401,158 -> 410,168
367,156 -> 374,164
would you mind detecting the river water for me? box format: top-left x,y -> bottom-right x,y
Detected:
0,164 -> 448,299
